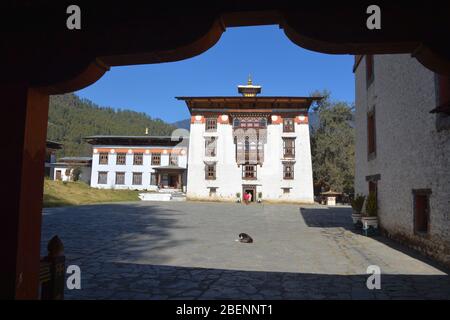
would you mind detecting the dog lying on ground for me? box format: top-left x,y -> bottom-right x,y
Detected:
236,233 -> 253,243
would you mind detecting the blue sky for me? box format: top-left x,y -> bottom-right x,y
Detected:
76,25 -> 355,123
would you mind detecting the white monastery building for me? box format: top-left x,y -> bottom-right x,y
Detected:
85,135 -> 188,191
177,78 -> 320,203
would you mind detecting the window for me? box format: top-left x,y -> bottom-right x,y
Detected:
205,137 -> 217,157
151,153 -> 161,165
205,163 -> 216,180
244,136 -> 252,162
366,54 -> 374,87
209,187 -> 217,196
367,110 -> 376,158
283,138 -> 295,158
115,172 -> 125,185
282,188 -> 291,194
283,118 -> 295,132
98,171 -> 108,184
233,117 -> 267,128
133,153 -> 143,165
116,153 -> 126,165
434,74 -> 450,130
99,152 -> 108,165
283,162 -> 294,179
150,173 -> 157,185
132,172 -> 142,185
413,189 -> 431,235
206,118 -> 217,132
169,153 -> 178,166
368,180 -> 377,198
242,164 -> 257,180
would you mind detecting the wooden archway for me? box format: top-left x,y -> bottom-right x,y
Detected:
1,2 -> 449,299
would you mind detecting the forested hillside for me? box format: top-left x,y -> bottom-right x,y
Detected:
47,94 -> 176,157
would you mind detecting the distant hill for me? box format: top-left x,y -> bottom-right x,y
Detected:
172,118 -> 191,130
47,94 -> 177,157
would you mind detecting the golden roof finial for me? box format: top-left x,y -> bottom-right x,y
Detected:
247,74 -> 252,85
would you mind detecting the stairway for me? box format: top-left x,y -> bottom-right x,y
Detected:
170,191 -> 186,201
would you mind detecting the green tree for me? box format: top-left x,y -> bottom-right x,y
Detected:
310,90 -> 355,194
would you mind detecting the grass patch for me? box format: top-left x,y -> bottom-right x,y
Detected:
43,179 -> 140,208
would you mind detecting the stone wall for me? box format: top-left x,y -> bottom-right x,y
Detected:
354,54 -> 450,268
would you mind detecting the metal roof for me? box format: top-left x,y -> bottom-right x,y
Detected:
84,135 -> 189,146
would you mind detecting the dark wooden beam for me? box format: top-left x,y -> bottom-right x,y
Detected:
0,84 -> 49,299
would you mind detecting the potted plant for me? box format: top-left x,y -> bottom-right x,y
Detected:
362,191 -> 378,236
257,192 -> 263,203
236,192 -> 241,203
351,194 -> 365,228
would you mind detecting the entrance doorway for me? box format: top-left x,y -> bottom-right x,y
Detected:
169,174 -> 179,188
242,185 -> 256,202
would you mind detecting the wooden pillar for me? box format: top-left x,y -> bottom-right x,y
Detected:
0,83 -> 49,299
178,173 -> 182,190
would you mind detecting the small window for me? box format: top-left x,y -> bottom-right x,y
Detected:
282,188 -> 291,194
283,162 -> 294,180
132,172 -> 142,185
434,75 -> 450,130
151,153 -> 161,165
209,187 -> 217,197
437,75 -> 450,109
133,153 -> 143,165
367,110 -> 376,158
99,152 -> 108,165
116,153 -> 126,165
283,118 -> 295,132
205,164 -> 216,180
169,153 -> 178,166
413,189 -> 431,235
366,54 -> 374,87
206,118 -> 217,132
242,164 -> 257,180
205,137 -> 217,157
98,171 -> 108,184
115,172 -> 125,185
283,138 -> 295,158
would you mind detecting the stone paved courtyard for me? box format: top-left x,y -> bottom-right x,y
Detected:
41,201 -> 450,299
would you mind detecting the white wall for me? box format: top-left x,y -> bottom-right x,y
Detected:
53,166 -> 91,184
354,54 -> 450,266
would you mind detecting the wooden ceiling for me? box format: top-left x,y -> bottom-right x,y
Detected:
1,1 -> 449,93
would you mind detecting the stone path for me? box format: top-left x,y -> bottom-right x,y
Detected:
41,202 -> 450,299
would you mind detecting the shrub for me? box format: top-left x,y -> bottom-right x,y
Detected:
364,192 -> 378,217
351,194 -> 365,213
258,192 -> 263,199
71,166 -> 82,181
236,192 -> 241,198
